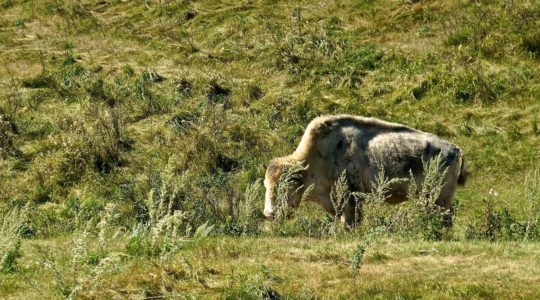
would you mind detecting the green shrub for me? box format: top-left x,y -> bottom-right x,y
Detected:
346,45 -> 384,71
21,72 -> 56,89
125,233 -> 152,256
238,180 -> 264,235
447,25 -> 475,46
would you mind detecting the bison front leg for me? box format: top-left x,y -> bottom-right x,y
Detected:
315,193 -> 336,216
341,200 -> 356,228
342,198 -> 362,229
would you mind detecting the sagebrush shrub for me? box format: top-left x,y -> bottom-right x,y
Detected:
404,154 -> 449,241
37,241 -> 126,299
354,168 -> 406,233
350,226 -> 385,279
266,162 -> 316,236
274,163 -> 305,223
331,170 -> 350,222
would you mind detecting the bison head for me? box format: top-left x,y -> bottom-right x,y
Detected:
263,159 -> 306,220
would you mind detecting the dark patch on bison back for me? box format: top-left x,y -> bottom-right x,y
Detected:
424,142 -> 441,157
424,142 -> 460,168
444,150 -> 457,163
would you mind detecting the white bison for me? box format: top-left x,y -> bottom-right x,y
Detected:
263,115 -> 467,227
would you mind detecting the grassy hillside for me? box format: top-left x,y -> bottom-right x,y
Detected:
1,0 -> 540,298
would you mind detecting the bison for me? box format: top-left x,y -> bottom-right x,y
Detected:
263,115 -> 467,227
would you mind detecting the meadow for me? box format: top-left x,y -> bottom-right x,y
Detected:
1,0 -> 540,298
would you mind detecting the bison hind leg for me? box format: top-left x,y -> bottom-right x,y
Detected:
435,177 -> 458,228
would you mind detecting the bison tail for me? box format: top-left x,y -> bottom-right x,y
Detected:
457,152 -> 467,186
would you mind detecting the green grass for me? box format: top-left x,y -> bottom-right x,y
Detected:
1,0 -> 540,298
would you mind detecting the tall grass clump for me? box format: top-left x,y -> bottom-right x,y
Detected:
218,178 -> 264,236
126,171 -> 213,257
47,105 -> 129,186
0,206 -> 27,273
224,270 -> 280,300
127,176 -> 187,256
0,108 -> 18,159
88,107 -> 130,174
350,155 -> 451,240
350,226 -> 386,279
134,69 -> 172,116
34,203 -> 126,299
348,156 -> 453,277
523,169 -> 540,241
264,7 -> 380,89
238,180 -> 264,235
